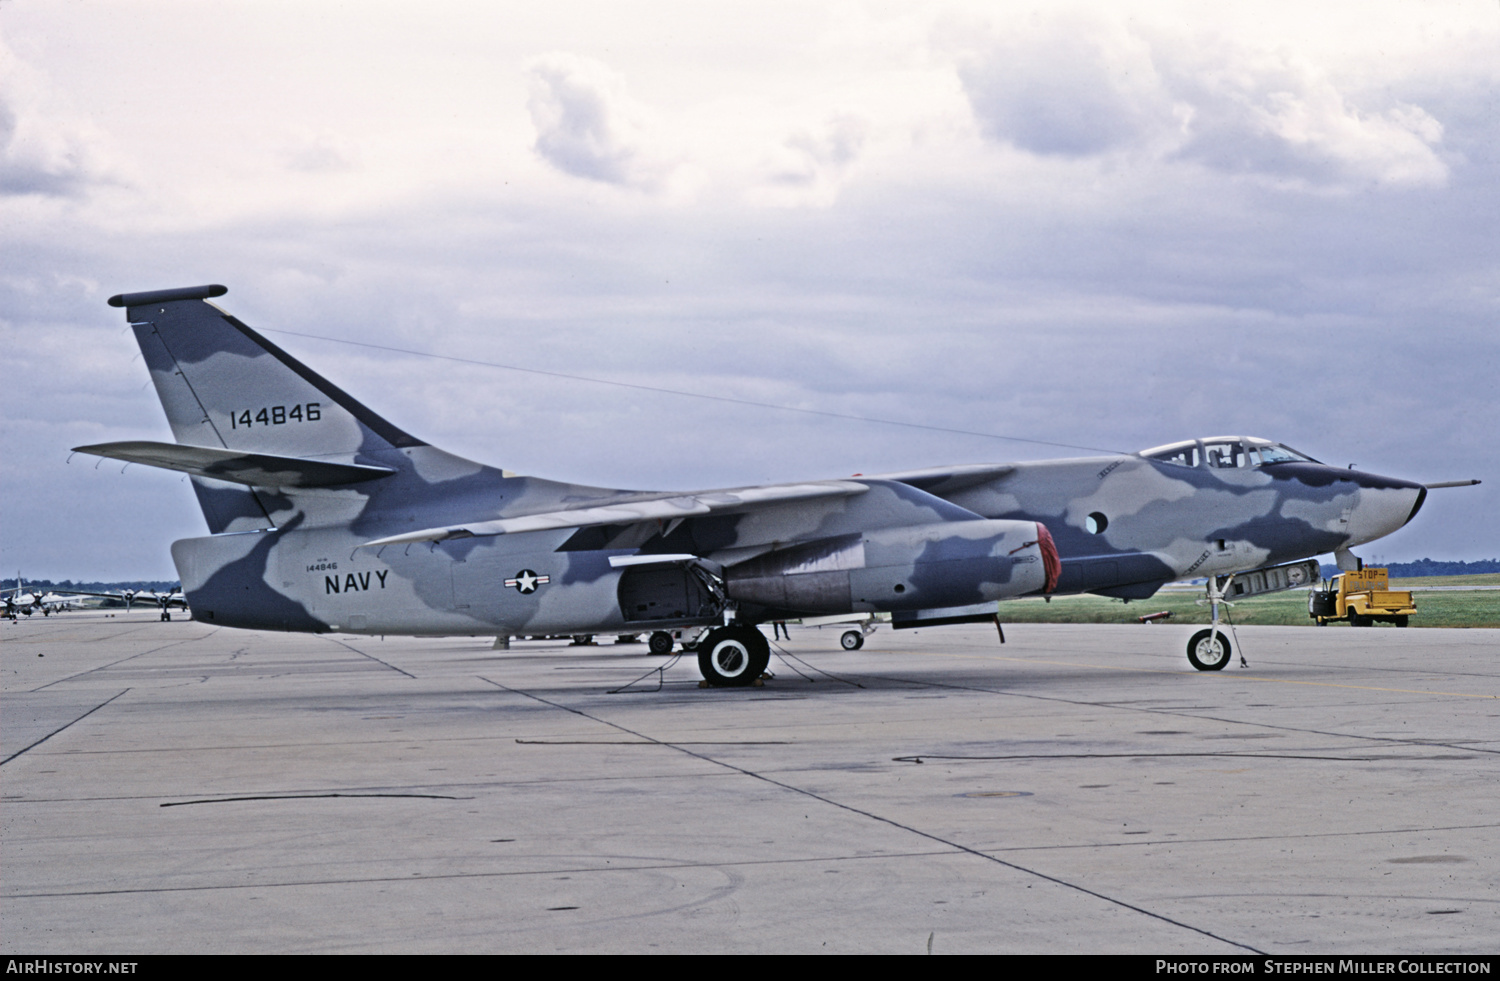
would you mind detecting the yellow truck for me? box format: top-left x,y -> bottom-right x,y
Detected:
1308,568 -> 1416,627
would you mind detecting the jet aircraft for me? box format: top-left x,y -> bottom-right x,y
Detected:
74,285 -> 1457,685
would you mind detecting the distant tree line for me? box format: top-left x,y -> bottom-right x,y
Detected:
1319,558 -> 1500,578
11,578 -> 181,593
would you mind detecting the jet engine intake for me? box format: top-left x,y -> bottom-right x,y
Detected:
725,519 -> 1057,615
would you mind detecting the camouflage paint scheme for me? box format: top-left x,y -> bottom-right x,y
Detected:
78,286 -> 1427,655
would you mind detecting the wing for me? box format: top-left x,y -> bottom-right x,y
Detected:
874,463 -> 1016,496
358,480 -> 872,548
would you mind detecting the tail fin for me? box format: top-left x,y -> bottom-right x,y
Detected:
104,285 -> 605,537
109,285 -> 429,533
111,285 -> 425,458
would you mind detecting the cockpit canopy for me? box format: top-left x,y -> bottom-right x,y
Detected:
1138,436 -> 1321,470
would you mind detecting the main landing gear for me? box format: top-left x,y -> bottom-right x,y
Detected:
697,624 -> 770,687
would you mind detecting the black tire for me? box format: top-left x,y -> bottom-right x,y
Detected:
840,630 -> 864,651
1395,615 -> 1409,628
697,626 -> 770,687
1349,613 -> 1369,627
648,631 -> 675,655
1186,629 -> 1231,671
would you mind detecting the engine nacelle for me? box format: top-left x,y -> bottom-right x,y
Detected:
725,519 -> 1058,615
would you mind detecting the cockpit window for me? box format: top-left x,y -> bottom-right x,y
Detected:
1250,441 -> 1318,465
1140,437 -> 1321,469
1140,441 -> 1199,467
1203,439 -> 1247,468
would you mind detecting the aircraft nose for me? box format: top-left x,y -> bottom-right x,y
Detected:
1345,470 -> 1427,546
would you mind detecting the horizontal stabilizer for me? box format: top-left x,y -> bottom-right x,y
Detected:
73,441 -> 397,488
359,480 -> 870,548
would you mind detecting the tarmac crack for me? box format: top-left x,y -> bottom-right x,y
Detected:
1,689 -> 131,766
160,792 -> 468,807
323,637 -> 417,678
854,670 -> 1500,757
1,848 -> 957,899
478,675 -> 1266,954
28,632 -> 216,692
969,821 -> 1500,854
892,751 -> 1475,763
515,739 -> 791,745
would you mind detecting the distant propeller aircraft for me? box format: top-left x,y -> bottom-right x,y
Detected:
4,578 -> 85,618
72,285 -> 1475,684
5,578 -> 44,619
49,586 -> 190,620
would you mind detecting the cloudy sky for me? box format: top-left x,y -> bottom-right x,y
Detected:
2,0 -> 1496,581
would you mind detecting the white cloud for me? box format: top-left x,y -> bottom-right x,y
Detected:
1161,39 -> 1448,189
524,52 -> 676,190
956,17 -> 1166,158
955,17 -> 1449,190
0,35 -> 117,198
750,112 -> 871,207
773,113 -> 868,183
523,52 -> 879,207
282,132 -> 359,174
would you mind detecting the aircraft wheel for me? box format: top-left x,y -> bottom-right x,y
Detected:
840,630 -> 864,651
1186,629 -> 1231,671
697,626 -> 769,687
648,631 -> 675,655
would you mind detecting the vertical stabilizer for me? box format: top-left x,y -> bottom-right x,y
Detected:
112,285 -> 425,460
105,285 -> 608,540
110,285 -> 429,533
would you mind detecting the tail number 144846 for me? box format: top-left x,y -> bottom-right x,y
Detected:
229,403 -> 321,428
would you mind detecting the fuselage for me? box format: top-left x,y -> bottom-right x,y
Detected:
934,438 -> 1425,598
89,287 -> 1446,684
170,435 -> 1425,636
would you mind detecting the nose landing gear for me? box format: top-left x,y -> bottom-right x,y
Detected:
1190,574 -> 1245,671
1187,628 -> 1231,670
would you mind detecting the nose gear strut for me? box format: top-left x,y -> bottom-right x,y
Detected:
1189,574 -> 1247,671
